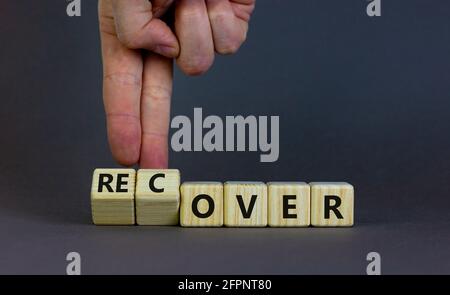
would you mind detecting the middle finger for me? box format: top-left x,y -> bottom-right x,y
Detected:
175,0 -> 215,76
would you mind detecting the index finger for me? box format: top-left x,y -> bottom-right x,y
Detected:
100,0 -> 143,166
139,53 -> 173,169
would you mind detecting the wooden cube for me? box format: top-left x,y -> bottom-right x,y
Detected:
268,182 -> 310,227
135,169 -> 180,225
310,182 -> 354,227
180,182 -> 223,227
91,168 -> 136,225
224,182 -> 267,227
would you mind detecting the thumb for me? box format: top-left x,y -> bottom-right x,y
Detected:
111,0 -> 179,58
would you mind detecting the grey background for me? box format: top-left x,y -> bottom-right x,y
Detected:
0,0 -> 450,274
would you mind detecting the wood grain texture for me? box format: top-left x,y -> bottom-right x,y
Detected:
268,182 -> 310,227
310,182 -> 354,227
91,168 -> 136,225
180,182 -> 223,227
135,169 -> 180,225
224,182 -> 267,227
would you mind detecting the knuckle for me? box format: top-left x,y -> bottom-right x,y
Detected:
106,112 -> 140,121
117,30 -> 140,49
104,72 -> 142,87
209,11 -> 231,26
142,131 -> 168,139
99,15 -> 116,36
142,84 -> 172,102
178,9 -> 205,22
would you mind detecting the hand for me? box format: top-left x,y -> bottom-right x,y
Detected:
98,0 -> 255,168
174,0 -> 255,75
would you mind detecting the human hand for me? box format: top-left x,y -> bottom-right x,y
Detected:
98,0 -> 255,168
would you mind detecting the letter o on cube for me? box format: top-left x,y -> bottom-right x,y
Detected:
180,182 -> 223,227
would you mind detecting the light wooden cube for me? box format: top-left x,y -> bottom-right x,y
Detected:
91,168 -> 136,225
268,182 -> 310,227
224,182 -> 267,227
310,182 -> 354,227
180,182 -> 223,227
135,169 -> 180,225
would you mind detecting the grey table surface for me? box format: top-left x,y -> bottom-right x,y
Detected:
1,0 -> 450,274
